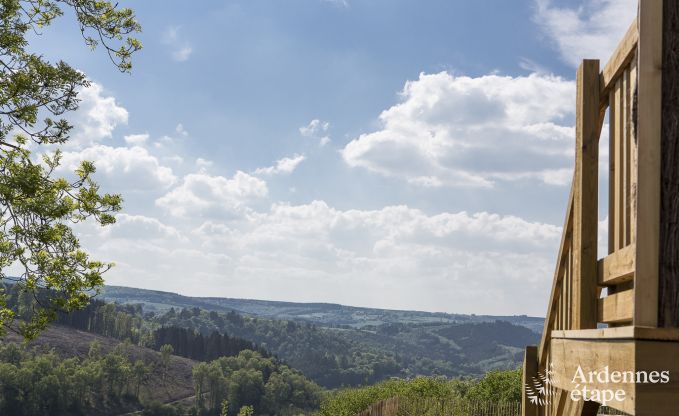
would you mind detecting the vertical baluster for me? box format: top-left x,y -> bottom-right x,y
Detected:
566,249 -> 572,329
629,53 -> 638,245
609,88 -> 617,254
614,77 -> 625,251
623,67 -> 632,247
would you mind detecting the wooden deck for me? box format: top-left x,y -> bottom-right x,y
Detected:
523,2 -> 679,415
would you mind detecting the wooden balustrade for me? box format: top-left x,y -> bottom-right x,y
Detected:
524,2 -> 675,415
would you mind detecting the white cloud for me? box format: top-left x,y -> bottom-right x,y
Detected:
176,123 -> 189,136
99,214 -> 183,241
105,201 -> 558,315
254,154 -> 306,175
172,46 -> 193,62
156,171 -> 268,217
342,71 -> 575,188
80,197 -> 562,315
70,83 -> 128,148
534,0 -> 637,67
59,145 -> 177,191
163,26 -> 193,62
196,158 -> 213,170
322,0 -> 349,7
124,133 -> 149,145
300,119 -> 331,146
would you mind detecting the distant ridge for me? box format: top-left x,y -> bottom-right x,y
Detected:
100,285 -> 544,333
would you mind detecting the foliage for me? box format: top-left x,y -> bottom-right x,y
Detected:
316,370 -> 522,416
237,405 -> 254,416
101,285 -> 544,333
153,326 -> 267,361
464,369 -> 521,403
154,305 -> 535,388
0,341 -> 142,415
46,290 -> 535,390
192,350 -> 322,416
0,0 -> 141,340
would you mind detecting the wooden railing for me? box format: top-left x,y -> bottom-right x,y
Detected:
526,2 -> 667,415
537,13 -> 645,370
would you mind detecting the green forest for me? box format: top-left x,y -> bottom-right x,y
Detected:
0,284 -> 530,415
4,283 -> 537,388
0,334 -> 521,416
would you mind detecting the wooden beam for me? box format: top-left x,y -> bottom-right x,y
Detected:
550,338 -> 635,415
521,346 -> 538,416
598,289 -> 634,324
598,243 -> 636,286
659,0 -> 679,327
601,18 -> 639,98
635,0 -> 663,327
539,187 -> 574,365
552,326 -> 679,341
551,336 -> 679,416
572,60 -> 600,330
614,78 -> 625,251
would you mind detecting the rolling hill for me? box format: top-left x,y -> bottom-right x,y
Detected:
100,285 -> 544,332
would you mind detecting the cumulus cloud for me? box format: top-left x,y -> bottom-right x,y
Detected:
254,154 -> 306,175
70,83 -> 128,148
92,200 -> 559,315
156,171 -> 268,217
163,26 -> 193,62
300,119 -> 331,146
124,133 -> 149,145
196,158 -> 213,170
342,71 -> 575,188
534,0 -> 637,67
59,145 -> 177,191
99,214 -> 183,241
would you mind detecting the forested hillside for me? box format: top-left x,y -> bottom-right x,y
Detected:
4,284 -> 538,389
0,325 -> 323,415
102,285 -> 544,332
0,326 -> 198,415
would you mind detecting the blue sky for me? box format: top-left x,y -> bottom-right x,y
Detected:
36,0 -> 636,315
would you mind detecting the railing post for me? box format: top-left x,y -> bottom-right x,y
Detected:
573,59 -> 600,330
522,346 -> 538,416
636,0 -> 663,328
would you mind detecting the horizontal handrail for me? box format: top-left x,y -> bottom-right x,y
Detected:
600,18 -> 638,102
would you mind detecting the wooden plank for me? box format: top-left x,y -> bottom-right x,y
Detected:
522,346 -> 538,416
635,0 -> 663,327
550,338 -> 635,415
659,0 -> 679,327
608,88 -> 617,255
552,326 -> 679,341
629,53 -> 638,247
614,78 -> 625,251
539,189 -> 574,365
601,18 -> 639,97
566,251 -> 572,329
552,336 -> 679,416
598,243 -> 636,285
598,289 -> 634,324
572,60 -> 600,330
623,68 -> 632,247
